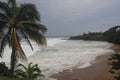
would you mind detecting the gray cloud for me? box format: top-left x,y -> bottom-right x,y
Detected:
2,0 -> 120,36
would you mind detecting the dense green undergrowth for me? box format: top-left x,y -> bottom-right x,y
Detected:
0,76 -> 23,80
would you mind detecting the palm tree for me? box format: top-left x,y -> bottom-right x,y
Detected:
0,0 -> 47,77
15,62 -> 44,80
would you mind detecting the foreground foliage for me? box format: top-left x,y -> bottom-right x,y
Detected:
15,62 -> 44,80
109,53 -> 120,80
0,76 -> 23,80
0,62 -> 11,77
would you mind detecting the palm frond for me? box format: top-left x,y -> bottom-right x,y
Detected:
34,67 -> 41,73
39,24 -> 47,33
22,26 -> 46,46
16,47 -> 27,61
28,62 -> 32,69
8,0 -> 16,7
20,28 -> 33,50
33,73 -> 44,79
0,30 -> 10,57
33,73 -> 40,78
0,37 -> 7,57
8,0 -> 17,15
0,20 -> 7,28
14,69 -> 27,78
32,64 -> 44,78
0,12 -> 10,20
17,3 -> 40,21
0,1 -> 11,17
11,28 -> 27,61
15,72 -> 26,78
15,69 -> 26,74
17,64 -> 27,70
18,21 -> 47,33
15,37 -> 27,61
0,20 -> 7,23
32,65 -> 41,73
15,63 -> 44,79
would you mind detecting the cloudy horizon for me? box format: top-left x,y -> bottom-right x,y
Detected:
2,0 -> 120,36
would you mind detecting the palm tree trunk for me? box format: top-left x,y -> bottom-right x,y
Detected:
10,48 -> 16,77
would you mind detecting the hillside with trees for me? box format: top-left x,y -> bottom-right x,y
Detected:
70,32 -> 104,41
69,25 -> 120,44
103,26 -> 120,44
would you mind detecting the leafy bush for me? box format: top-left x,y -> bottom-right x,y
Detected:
109,53 -> 120,80
15,62 -> 44,80
0,62 -> 11,77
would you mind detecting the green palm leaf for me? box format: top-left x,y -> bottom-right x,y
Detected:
17,3 -> 40,21
0,20 -> 7,23
20,28 -> 33,50
0,1 -> 11,17
17,64 -> 27,70
22,26 -> 46,45
10,28 -> 27,61
0,36 -> 8,57
8,0 -> 16,7
15,69 -> 27,78
0,12 -> 10,20
18,20 -> 47,33
15,63 -> 44,80
0,30 -> 10,57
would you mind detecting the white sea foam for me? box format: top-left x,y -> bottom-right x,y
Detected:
47,38 -> 66,46
0,38 -> 114,80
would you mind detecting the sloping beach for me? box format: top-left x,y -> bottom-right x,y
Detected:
51,44 -> 120,80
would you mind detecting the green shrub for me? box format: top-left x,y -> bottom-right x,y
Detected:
109,53 -> 120,80
0,62 -> 11,77
15,62 -> 44,80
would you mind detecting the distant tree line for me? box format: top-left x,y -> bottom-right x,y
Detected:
70,32 -> 104,41
103,26 -> 120,44
69,25 -> 120,44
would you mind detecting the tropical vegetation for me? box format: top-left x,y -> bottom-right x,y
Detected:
15,62 -> 44,80
103,26 -> 120,44
0,62 -> 11,77
109,53 -> 120,80
0,0 -> 47,78
0,76 -> 22,80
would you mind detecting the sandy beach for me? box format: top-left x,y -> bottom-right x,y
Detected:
51,44 -> 120,80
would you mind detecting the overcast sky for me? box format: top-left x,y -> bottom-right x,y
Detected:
2,0 -> 120,36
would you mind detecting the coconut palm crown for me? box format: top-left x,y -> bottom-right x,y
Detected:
0,0 -> 47,76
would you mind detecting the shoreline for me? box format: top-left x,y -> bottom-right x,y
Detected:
50,44 -> 120,80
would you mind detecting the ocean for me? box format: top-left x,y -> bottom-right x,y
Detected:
0,37 -> 114,80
